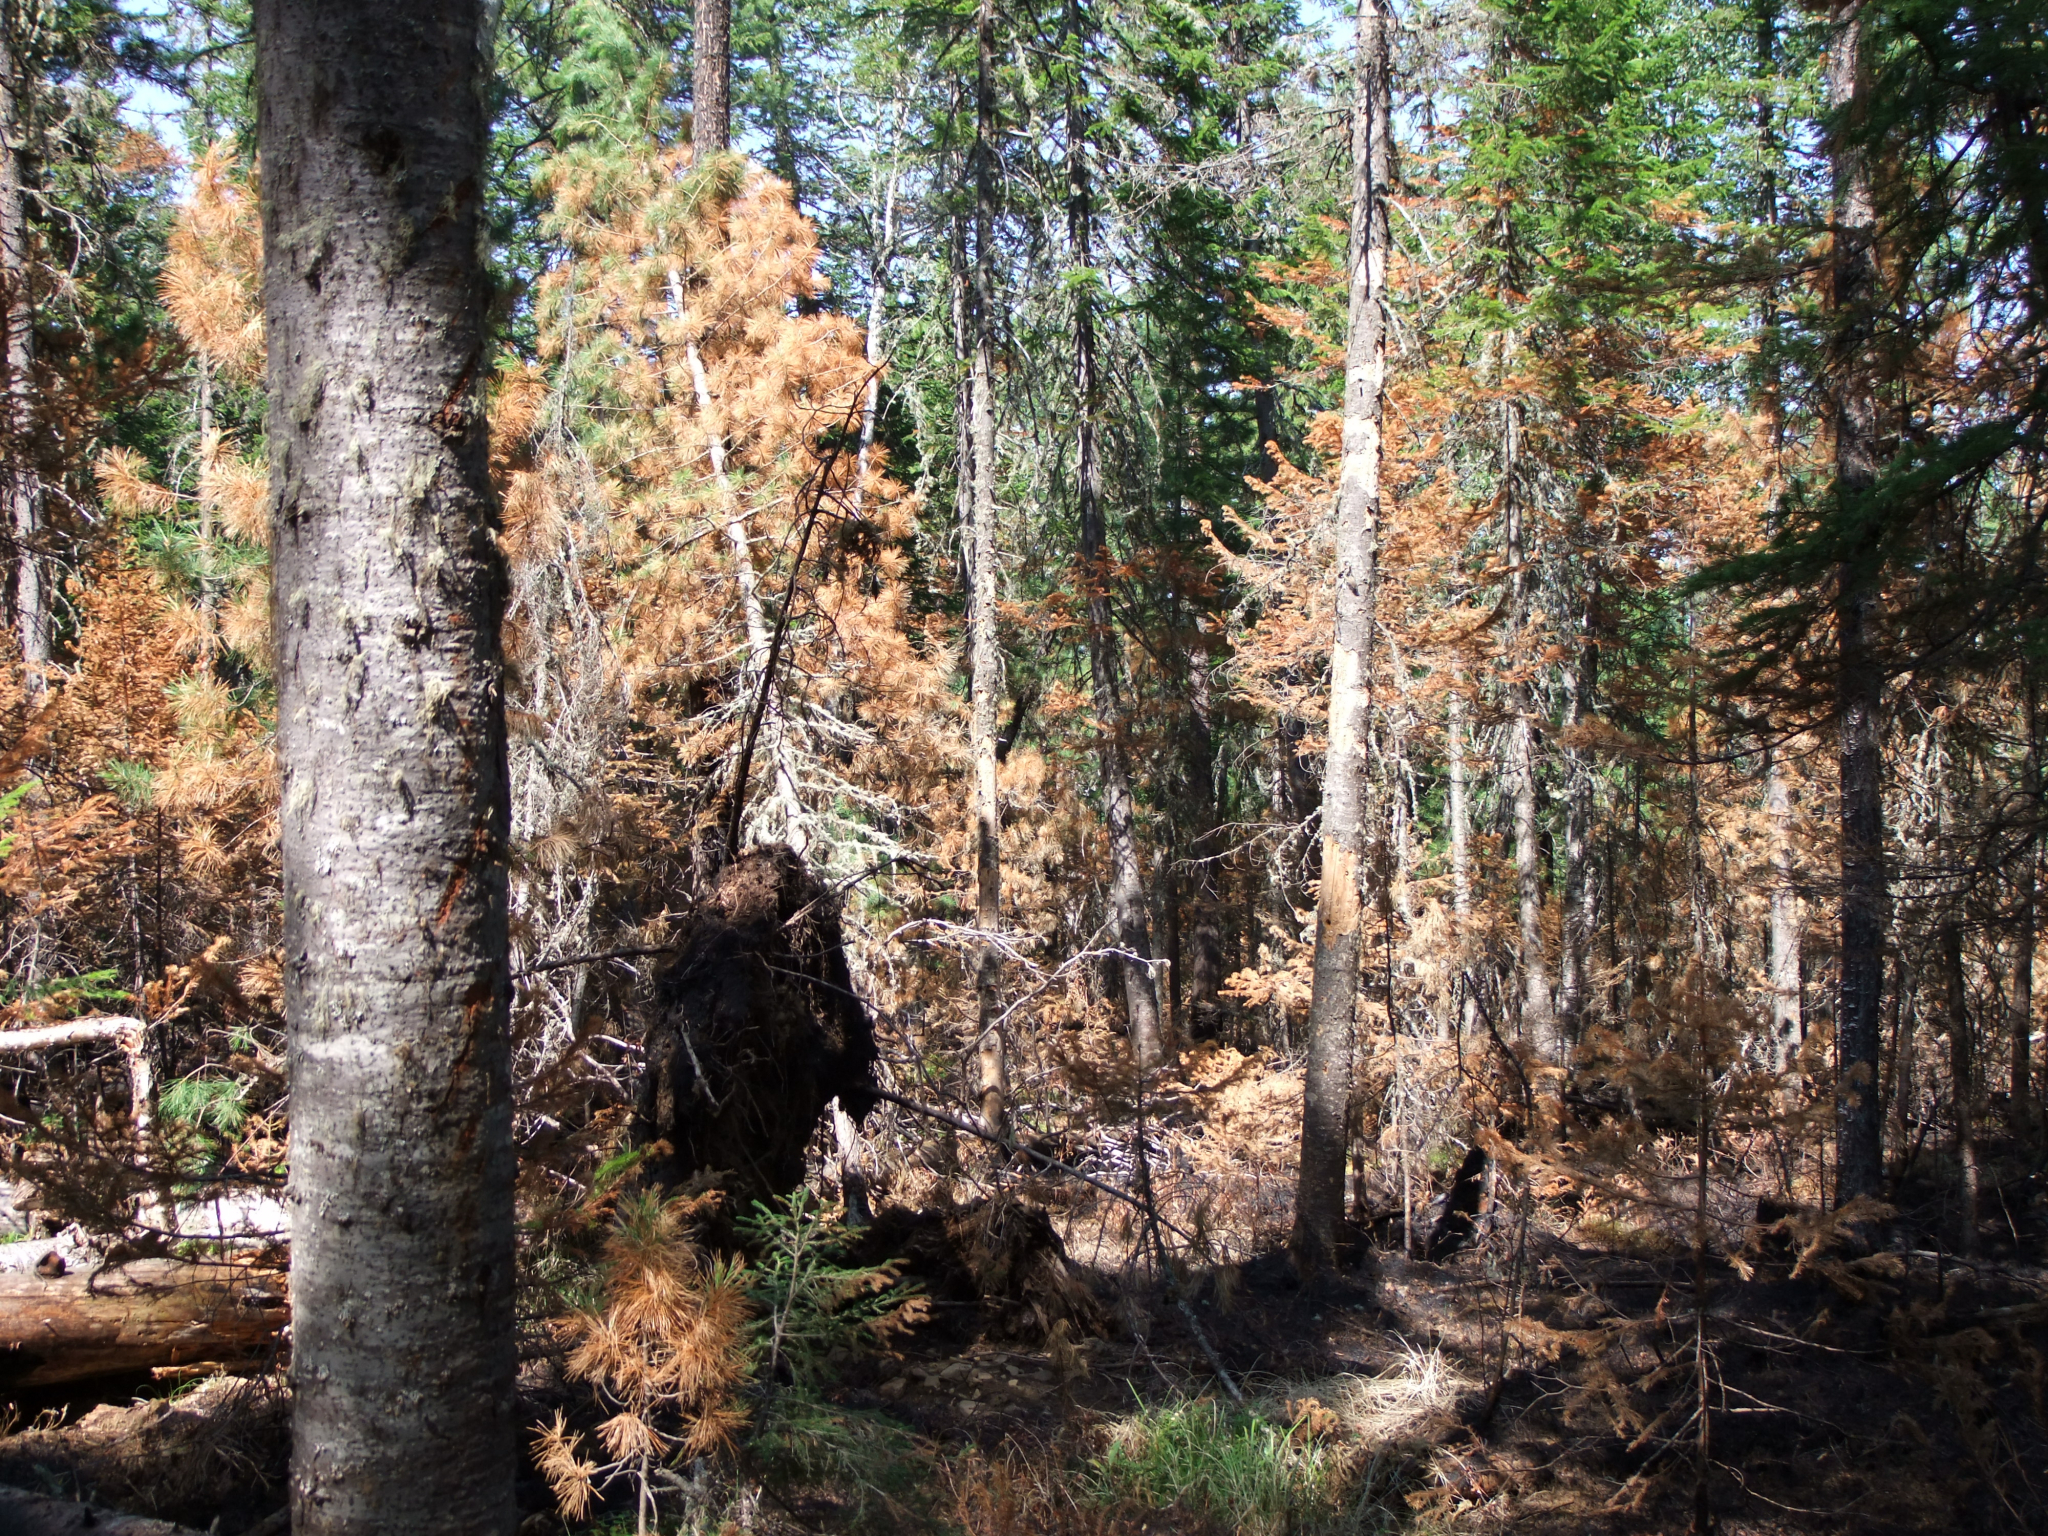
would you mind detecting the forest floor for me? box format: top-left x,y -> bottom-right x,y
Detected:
0,1032 -> 2043,1535
2,1177 -> 2043,1535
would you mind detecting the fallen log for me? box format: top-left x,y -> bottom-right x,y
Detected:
0,1484 -> 207,1534
0,1259 -> 286,1389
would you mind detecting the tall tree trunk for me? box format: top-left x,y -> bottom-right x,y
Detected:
1941,923 -> 1978,1254
2016,676 -> 2040,1125
1827,0 -> 1886,1205
1068,0 -> 1163,1070
1182,632 -> 1227,1034
692,0 -> 731,155
1448,682 -> 1481,1044
1767,746 -> 1803,1069
969,0 -> 1007,1135
1448,687 -> 1473,926
254,3 -> 515,1532
1503,403 -> 1558,1067
1559,597 -> 1598,1039
0,12 -> 45,702
1293,0 -> 1389,1272
851,108 -> 903,525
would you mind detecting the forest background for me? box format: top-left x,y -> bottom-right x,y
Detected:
0,0 -> 2044,1529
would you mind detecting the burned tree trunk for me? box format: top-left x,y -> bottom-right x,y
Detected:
636,847 -> 878,1211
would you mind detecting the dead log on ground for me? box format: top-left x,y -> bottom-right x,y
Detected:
0,1259 -> 286,1389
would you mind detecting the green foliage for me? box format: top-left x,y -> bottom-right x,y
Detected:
751,1386 -> 939,1530
1086,1395 -> 1348,1536
0,968 -> 127,1009
0,781 -> 32,859
98,760 -> 156,811
159,1075 -> 249,1136
738,1189 -> 924,1387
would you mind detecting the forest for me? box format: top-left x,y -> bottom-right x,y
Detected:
0,0 -> 2043,1530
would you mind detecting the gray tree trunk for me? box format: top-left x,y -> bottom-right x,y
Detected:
1826,0 -> 1886,1205
1069,2 -> 1163,1071
1767,746 -> 1803,1069
1941,923 -> 1978,1253
1558,605 -> 1598,1040
969,0 -> 1008,1135
253,4 -> 516,1531
1293,0 -> 1389,1273
2015,677 -> 2040,1124
692,0 -> 731,155
0,14 -> 46,702
1502,406 -> 1558,1069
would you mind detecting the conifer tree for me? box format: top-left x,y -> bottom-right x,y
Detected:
253,3 -> 516,1530
1293,0 -> 1390,1272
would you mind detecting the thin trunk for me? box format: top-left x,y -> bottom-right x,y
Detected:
1448,684 -> 1479,1045
850,113 -> 903,525
1559,599 -> 1597,1039
1503,404 -> 1558,1067
969,0 -> 1007,1135
678,311 -> 806,858
1449,685 -> 1473,924
1183,632 -> 1227,1034
691,0 -> 731,155
1293,0 -> 1390,1273
2016,857 -> 2037,1124
1828,0 -> 1886,1205
1767,746 -> 1803,1070
1941,923 -> 1978,1254
2016,676 -> 2040,1123
1069,0 -> 1162,1070
254,3 -> 515,1530
1,17 -> 45,702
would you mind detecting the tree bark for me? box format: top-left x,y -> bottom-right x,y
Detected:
0,1258 -> 287,1389
1767,745 -> 1803,1069
253,4 -> 516,1531
692,0 -> 731,155
2015,676 -> 2040,1125
0,10 -> 46,702
1503,404 -> 1558,1069
1068,0 -> 1163,1071
1293,0 -> 1389,1274
1827,0 -> 1886,1206
1559,600 -> 1598,1040
969,0 -> 1008,1135
1941,922 -> 1978,1253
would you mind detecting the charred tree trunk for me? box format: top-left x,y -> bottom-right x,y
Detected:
254,4 -> 516,1530
1293,0 -> 1389,1274
1827,0 -> 1887,1205
692,0 -> 731,155
1068,3 -> 1163,1070
969,0 -> 1008,1134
